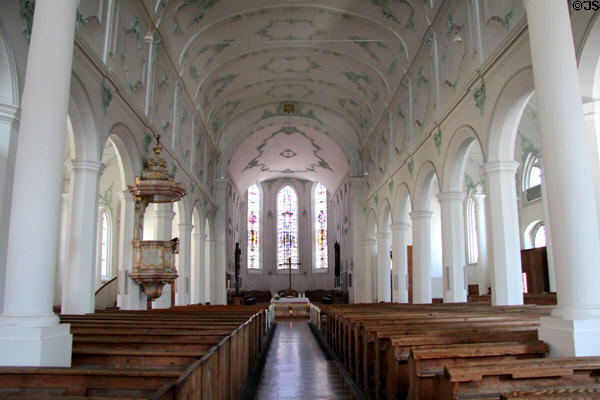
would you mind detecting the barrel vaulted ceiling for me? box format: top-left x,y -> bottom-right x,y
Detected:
151,0 -> 433,192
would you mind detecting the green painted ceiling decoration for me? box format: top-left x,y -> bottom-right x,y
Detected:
259,56 -> 321,74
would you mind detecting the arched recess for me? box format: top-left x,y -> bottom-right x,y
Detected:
440,126 -> 487,301
485,68 -> 535,305
191,203 -> 204,303
106,124 -> 145,310
364,208 -> 378,303
68,73 -> 101,162
172,198 -> 192,306
412,161 -> 442,303
487,67 -> 535,162
376,199 -> 392,302
204,214 -> 214,303
391,182 -> 413,303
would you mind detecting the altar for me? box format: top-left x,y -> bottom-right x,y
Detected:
270,297 -> 310,319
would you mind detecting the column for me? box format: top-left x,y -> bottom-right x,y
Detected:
525,0 -> 600,356
410,210 -> 433,304
390,222 -> 410,303
473,192 -> 490,295
205,239 -> 215,303
362,239 -> 376,303
152,203 -> 175,309
438,192 -> 467,303
175,223 -> 192,306
117,190 -> 145,310
539,161 -> 557,292
375,232 -> 391,302
0,104 -> 19,314
0,0 -> 78,366
61,159 -> 104,314
191,232 -> 206,304
212,179 -> 227,305
480,161 -> 523,306
583,101 -> 600,236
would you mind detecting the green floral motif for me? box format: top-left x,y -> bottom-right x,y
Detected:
447,14 -> 456,34
444,79 -> 458,92
389,180 -> 394,193
349,36 -> 388,63
344,71 -> 373,98
127,17 -> 141,39
417,67 -> 428,87
170,164 -> 178,177
101,83 -> 112,114
207,73 -> 238,100
338,98 -> 369,128
426,34 -> 434,47
415,120 -> 423,130
374,195 -> 379,205
465,173 -> 484,194
19,0 -> 34,43
99,182 -> 114,212
396,105 -> 406,120
434,130 -> 442,155
518,130 -> 540,164
473,82 -> 486,115
190,66 -> 198,78
255,18 -> 326,41
159,71 -> 168,88
388,59 -> 398,74
489,3 -> 515,30
76,11 -> 90,30
153,39 -> 161,50
211,99 -> 241,133
259,56 -> 321,74
143,132 -> 152,153
408,159 -> 414,176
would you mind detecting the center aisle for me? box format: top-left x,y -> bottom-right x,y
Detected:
255,319 -> 357,400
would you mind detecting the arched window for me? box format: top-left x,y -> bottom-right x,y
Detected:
465,197 -> 479,264
523,153 -> 542,190
277,184 -> 299,270
98,209 -> 112,281
314,183 -> 328,270
247,184 -> 260,270
533,224 -> 547,248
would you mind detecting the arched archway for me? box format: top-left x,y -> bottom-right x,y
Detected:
391,183 -> 412,303
411,161 -> 442,304
191,204 -> 205,303
364,209 -> 377,303
376,199 -> 392,302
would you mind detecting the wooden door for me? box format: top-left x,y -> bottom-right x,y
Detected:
520,247 -> 550,293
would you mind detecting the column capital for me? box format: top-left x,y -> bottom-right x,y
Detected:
390,222 -> 411,232
363,238 -> 377,246
410,210 -> 433,221
480,160 -> 519,176
68,159 -> 104,175
375,232 -> 391,240
437,191 -> 466,202
473,192 -> 486,203
0,103 -> 20,124
178,223 -> 193,233
192,232 -> 206,241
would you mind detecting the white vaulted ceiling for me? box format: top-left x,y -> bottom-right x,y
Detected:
153,0 -> 431,192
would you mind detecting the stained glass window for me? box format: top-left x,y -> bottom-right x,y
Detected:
247,184 -> 260,270
277,185 -> 299,270
314,183 -> 328,269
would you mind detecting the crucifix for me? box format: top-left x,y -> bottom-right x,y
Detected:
279,257 -> 301,297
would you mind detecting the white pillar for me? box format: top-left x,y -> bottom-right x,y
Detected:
0,0 -> 78,366
538,161 -> 557,292
583,101 -> 600,238
205,239 -> 215,303
152,203 -> 175,309
410,210 -> 433,304
362,239 -> 376,303
61,160 -> 103,314
480,160 -> 523,306
438,192 -> 467,303
525,0 -> 600,356
54,193 -> 70,307
175,223 -> 192,306
0,104 -> 19,314
390,222 -> 410,303
117,190 -> 145,310
212,180 -> 228,305
191,232 -> 205,303
376,232 -> 392,302
473,192 -> 490,295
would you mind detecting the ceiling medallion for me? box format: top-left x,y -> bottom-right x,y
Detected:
283,103 -> 295,114
279,148 -> 297,159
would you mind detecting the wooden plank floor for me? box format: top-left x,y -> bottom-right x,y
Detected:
255,319 -> 357,400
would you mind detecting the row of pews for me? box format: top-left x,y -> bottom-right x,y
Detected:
313,303 -> 600,400
0,304 -> 269,399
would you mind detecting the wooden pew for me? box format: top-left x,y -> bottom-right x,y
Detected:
437,356 -> 600,400
501,386 -> 600,399
408,340 -> 547,399
0,305 -> 268,399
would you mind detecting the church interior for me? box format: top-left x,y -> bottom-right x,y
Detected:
1,0 -> 600,398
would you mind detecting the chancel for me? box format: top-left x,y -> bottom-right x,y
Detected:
1,0 -> 600,398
